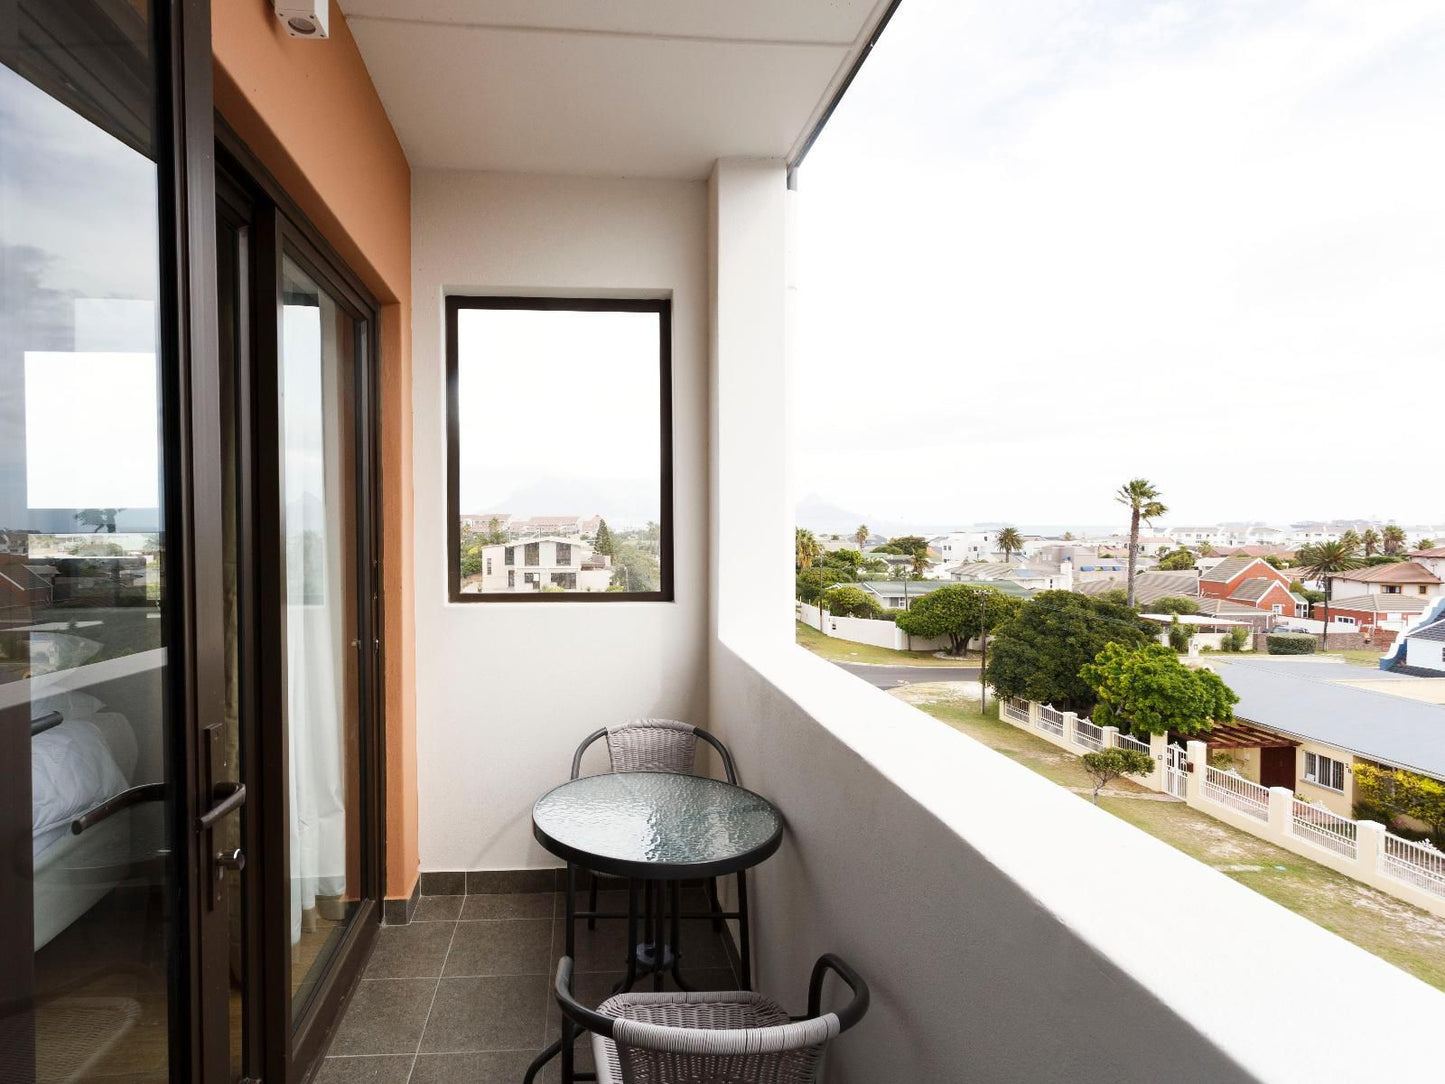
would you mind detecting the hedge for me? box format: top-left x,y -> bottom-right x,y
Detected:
1266,633 -> 1316,655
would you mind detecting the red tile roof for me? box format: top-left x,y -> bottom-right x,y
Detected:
1334,561 -> 1441,585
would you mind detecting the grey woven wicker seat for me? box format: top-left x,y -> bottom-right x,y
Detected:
554,954 -> 869,1084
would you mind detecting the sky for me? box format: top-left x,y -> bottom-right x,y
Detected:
455,308 -> 662,526
794,0 -> 1445,531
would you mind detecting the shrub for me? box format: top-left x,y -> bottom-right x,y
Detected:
1080,748 -> 1156,804
1167,619 -> 1193,653
821,584 -> 884,619
1223,626 -> 1251,653
1266,633 -> 1316,655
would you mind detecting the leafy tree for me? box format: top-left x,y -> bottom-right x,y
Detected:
1263,554 -> 1286,570
895,584 -> 1020,656
1418,538 -> 1436,551
1361,528 -> 1381,557
854,524 -> 869,550
1223,626 -> 1251,652
1155,547 -> 1197,571
820,548 -> 864,573
1289,579 -> 1325,605
910,549 -> 929,577
75,508 -> 122,534
985,591 -> 1152,712
594,518 -> 615,557
796,566 -> 846,604
482,516 -> 509,545
822,584 -> 884,619
795,528 -> 821,570
1080,642 -> 1238,737
1151,595 -> 1200,615
1299,539 -> 1364,634
1166,617 -> 1194,653
1382,524 -> 1407,555
1115,479 -> 1167,608
1353,763 -> 1445,843
612,541 -> 661,592
996,526 -> 1024,563
1340,528 -> 1362,550
1198,540 -> 1215,557
874,535 -> 929,558
1062,531 -> 1075,541
1080,748 -> 1156,804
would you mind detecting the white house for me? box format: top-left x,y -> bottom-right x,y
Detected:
1401,619 -> 1445,674
928,530 -> 999,563
1328,561 -> 1443,601
469,536 -> 612,593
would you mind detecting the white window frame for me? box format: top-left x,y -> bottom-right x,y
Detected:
1303,751 -> 1346,792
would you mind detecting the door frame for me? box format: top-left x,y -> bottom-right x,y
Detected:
216,128 -> 387,1084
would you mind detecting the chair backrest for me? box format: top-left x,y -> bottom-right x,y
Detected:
605,717 -> 697,775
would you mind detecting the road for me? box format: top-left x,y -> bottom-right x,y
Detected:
836,662 -> 981,689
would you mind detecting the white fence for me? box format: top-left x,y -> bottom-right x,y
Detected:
1203,766 -> 1269,823
995,696 -> 1445,919
797,602 -> 954,653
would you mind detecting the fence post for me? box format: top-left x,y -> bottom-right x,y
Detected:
1149,732 -> 1168,792
1267,787 -> 1292,842
1027,701 -> 1040,729
1356,820 -> 1385,880
1063,711 -> 1079,747
1185,740 -> 1210,805
1100,725 -> 1119,751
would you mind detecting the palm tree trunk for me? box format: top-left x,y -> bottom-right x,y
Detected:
1126,509 -> 1140,607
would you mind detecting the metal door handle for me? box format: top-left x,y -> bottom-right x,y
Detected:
197,780 -> 247,831
216,847 -> 246,872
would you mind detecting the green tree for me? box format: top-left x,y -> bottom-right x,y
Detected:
996,526 -> 1024,563
875,535 -> 929,558
1166,616 -> 1193,653
854,524 -> 869,550
1080,748 -> 1157,804
1150,595 -> 1200,615
75,508 -> 122,533
1115,479 -> 1167,608
1299,539 -> 1364,635
1418,538 -> 1436,551
1382,524 -> 1407,555
820,548 -> 864,574
796,566 -> 846,604
1080,642 -> 1238,738
795,528 -> 821,570
985,591 -> 1152,712
1353,763 -> 1445,843
895,584 -> 1019,656
1340,528 -> 1362,550
1263,554 -> 1286,570
1062,531 -> 1075,541
612,541 -> 660,592
594,518 -> 615,557
1289,579 -> 1325,606
822,584 -> 884,619
1155,547 -> 1197,571
910,549 -> 929,577
1361,528 -> 1380,557
1198,540 -> 1215,557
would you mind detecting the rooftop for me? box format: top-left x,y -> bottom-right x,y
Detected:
1335,562 -> 1441,585
1329,594 -> 1433,615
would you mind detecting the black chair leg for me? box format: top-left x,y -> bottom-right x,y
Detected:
707,876 -> 724,933
587,869 -> 599,930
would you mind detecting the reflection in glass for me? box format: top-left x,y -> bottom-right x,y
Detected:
280,257 -> 362,1020
2,5 -> 171,1080
452,305 -> 667,596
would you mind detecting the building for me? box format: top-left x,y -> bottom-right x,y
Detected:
852,579 -> 949,611
928,530 -> 997,564
1321,593 -> 1433,633
469,537 -> 612,593
1398,619 -> 1445,675
1199,555 -> 1308,619
1073,569 -> 1201,607
945,560 -> 1071,592
1329,561 -> 1443,601
459,511 -> 513,534
1406,547 -> 1445,579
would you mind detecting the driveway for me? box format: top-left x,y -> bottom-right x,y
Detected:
836,662 -> 980,688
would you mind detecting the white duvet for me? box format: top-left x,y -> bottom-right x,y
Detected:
31,691 -> 134,859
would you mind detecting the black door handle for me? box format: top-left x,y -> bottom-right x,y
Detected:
197,780 -> 247,831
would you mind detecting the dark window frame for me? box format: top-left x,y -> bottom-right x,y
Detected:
445,296 -> 674,603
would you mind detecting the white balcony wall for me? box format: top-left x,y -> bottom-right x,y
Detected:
705,159 -> 1444,1082
411,170 -> 710,871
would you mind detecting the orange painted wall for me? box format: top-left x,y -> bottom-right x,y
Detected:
212,0 -> 418,902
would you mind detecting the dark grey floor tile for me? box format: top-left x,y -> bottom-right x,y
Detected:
420,872 -> 465,896
467,869 -> 557,894
313,1053 -> 415,1083
366,922 -> 456,979
413,895 -> 464,922
420,974 -> 548,1053
411,1050 -> 559,1084
445,919 -> 552,977
460,892 -> 554,920
329,978 -> 437,1056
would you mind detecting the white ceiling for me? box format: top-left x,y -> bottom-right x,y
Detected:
340,0 -> 895,179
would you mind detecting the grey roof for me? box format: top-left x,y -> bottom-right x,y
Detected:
1230,577 -> 1278,603
1074,570 -> 1200,605
1411,620 -> 1445,643
854,579 -> 947,599
1199,554 -> 1265,583
1210,659 -> 1445,780
1327,593 -> 1432,615
949,579 -> 1034,597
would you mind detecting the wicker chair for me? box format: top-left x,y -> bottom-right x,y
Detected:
554,953 -> 869,1084
572,719 -> 739,942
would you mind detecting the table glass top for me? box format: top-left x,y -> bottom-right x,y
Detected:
533,772 -> 782,870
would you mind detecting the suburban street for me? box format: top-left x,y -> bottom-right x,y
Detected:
836,662 -> 980,688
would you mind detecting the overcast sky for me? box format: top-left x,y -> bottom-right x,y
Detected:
795,0 -> 1445,530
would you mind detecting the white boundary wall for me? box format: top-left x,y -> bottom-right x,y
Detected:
797,601 -> 954,653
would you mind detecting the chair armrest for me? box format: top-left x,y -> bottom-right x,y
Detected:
554,956 -> 616,1038
692,726 -> 739,785
807,954 -> 870,1033
571,728 -> 608,780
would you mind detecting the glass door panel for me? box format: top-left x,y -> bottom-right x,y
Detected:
278,255 -> 364,1021
1,5 -> 173,1081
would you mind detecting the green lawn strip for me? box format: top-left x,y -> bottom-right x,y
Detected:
794,620 -> 978,667
1321,649 -> 1389,668
915,698 -> 1445,992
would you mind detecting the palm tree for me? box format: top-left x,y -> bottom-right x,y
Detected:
1361,528 -> 1380,557
1382,525 -> 1407,555
1418,538 -> 1436,552
795,528 -> 820,570
910,549 -> 929,577
1301,539 -> 1364,639
1198,540 -> 1215,557
996,526 -> 1024,563
1114,479 -> 1168,608
854,524 -> 869,550
1340,528 -> 1361,550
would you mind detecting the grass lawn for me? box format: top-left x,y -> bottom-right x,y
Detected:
914,695 -> 1445,992
1321,648 -> 1389,668
794,620 -> 978,667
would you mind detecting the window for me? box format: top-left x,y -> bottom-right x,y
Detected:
1336,616 -> 1357,626
504,546 -> 515,566
1384,585 -> 1401,594
1271,604 -> 1283,615
1304,752 -> 1347,792
551,572 -> 577,589
1421,586 -> 1430,594
485,557 -> 492,576
446,297 -> 672,601
507,570 -> 515,588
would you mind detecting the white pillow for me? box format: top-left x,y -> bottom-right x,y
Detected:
31,689 -> 105,722
32,720 -> 127,838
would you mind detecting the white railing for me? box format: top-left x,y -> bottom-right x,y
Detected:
1290,799 -> 1358,859
1203,766 -> 1269,822
1382,834 -> 1445,899
1002,697 -> 1030,724
1113,732 -> 1151,756
1072,716 -> 1104,752
1037,704 -> 1065,738
1164,744 -> 1188,799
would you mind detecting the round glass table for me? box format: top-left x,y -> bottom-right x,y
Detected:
526,772 -> 784,1084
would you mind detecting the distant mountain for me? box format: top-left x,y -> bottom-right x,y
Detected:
794,494 -> 957,539
475,476 -> 659,531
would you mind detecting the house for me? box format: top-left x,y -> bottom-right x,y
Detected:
459,511 -> 513,534
510,514 -> 585,538
1397,619 -> 1445,675
1406,547 -> 1445,579
1321,593 -> 1433,633
1199,554 -> 1308,619
468,536 -> 612,593
1073,569 -> 1202,606
928,530 -> 997,564
1329,561 -> 1443,601
945,560 -> 1070,592
853,579 -> 949,611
